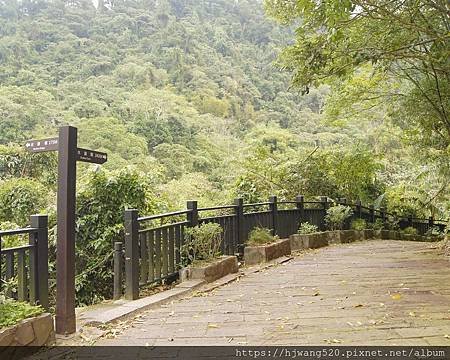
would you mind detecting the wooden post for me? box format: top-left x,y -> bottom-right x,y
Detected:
380,207 -> 386,229
369,204 -> 375,223
321,196 -> 328,231
187,201 -> 198,227
31,215 -> 49,310
113,242 -> 123,301
234,198 -> 244,252
355,199 -> 362,219
55,126 -> 77,335
269,196 -> 278,236
296,195 -> 305,224
408,215 -> 414,228
124,209 -> 139,300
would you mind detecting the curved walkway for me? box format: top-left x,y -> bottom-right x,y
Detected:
96,240 -> 450,346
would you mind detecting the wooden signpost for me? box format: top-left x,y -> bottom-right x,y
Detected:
25,126 -> 107,335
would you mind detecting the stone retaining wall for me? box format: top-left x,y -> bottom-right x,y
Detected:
244,239 -> 291,265
184,255 -> 239,283
0,313 -> 55,346
290,229 -> 441,252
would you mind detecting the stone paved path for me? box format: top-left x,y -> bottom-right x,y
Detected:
95,240 -> 450,346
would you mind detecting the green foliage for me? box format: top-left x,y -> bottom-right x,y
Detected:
236,137 -> 383,203
182,223 -> 223,264
325,205 -> 353,231
351,219 -> 366,231
371,218 -> 385,231
297,222 -> 318,234
0,221 -> 26,248
385,215 -> 400,231
0,178 -> 48,226
265,0 -> 450,210
247,227 -> 277,246
0,145 -> 57,186
425,226 -> 444,237
74,168 -> 160,305
0,297 -> 43,329
403,227 -> 418,235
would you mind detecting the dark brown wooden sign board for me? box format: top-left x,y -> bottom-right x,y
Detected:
25,127 -> 107,335
77,148 -> 107,164
25,137 -> 59,153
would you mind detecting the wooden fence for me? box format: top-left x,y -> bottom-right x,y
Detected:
0,215 -> 49,309
118,196 -> 448,300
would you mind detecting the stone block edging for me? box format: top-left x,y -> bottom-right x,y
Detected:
290,229 -> 442,251
180,255 -> 239,283
244,238 -> 291,265
0,313 -> 55,346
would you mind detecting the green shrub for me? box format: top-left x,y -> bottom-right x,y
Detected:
325,205 -> 353,230
0,297 -> 43,329
403,226 -> 418,235
385,215 -> 400,230
425,226 -> 444,237
371,218 -> 384,230
247,227 -> 277,246
298,222 -> 318,234
74,168 -> 160,305
0,221 -> 27,248
351,218 -> 366,231
183,223 -> 223,264
0,178 -> 48,226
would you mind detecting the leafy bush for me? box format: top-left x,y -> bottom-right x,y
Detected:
370,218 -> 385,230
0,178 -> 48,226
182,223 -> 223,264
0,221 -> 27,248
402,226 -> 418,235
247,227 -> 277,246
74,168 -> 160,305
425,226 -> 444,237
298,222 -> 318,234
325,205 -> 353,230
385,215 -> 400,230
0,297 -> 43,329
351,218 -> 366,231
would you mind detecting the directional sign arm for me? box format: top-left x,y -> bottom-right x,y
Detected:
76,148 -> 108,164
25,138 -> 59,153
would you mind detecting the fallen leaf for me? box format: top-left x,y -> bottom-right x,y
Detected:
391,293 -> 402,300
353,304 -> 364,308
409,312 -> 416,317
208,324 -> 219,328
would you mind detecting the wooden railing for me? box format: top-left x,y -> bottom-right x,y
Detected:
118,196 -> 448,300
0,215 -> 49,309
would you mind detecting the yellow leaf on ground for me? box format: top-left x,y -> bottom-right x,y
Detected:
208,324 -> 219,328
391,293 -> 402,300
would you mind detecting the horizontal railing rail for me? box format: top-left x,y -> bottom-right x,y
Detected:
137,209 -> 192,222
118,195 -> 448,300
0,215 -> 49,309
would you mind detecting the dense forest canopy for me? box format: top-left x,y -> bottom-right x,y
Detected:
0,0 -> 448,304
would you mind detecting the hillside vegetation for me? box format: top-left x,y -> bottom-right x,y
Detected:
0,0 -> 447,304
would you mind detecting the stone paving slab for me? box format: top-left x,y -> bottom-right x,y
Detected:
94,240 -> 450,346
